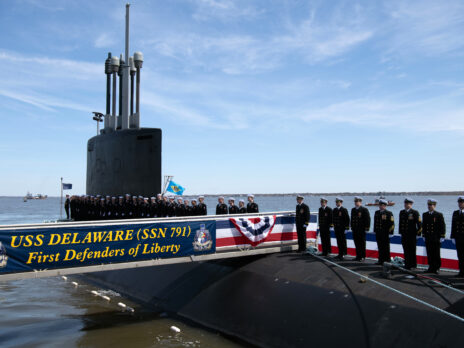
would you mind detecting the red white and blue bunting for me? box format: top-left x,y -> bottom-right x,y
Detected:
230,215 -> 277,246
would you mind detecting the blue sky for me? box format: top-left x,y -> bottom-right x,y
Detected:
0,0 -> 463,196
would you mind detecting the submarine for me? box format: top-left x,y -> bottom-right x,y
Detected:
83,5 -> 464,347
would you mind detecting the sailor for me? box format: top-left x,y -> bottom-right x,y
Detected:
99,198 -> 106,220
332,197 -> 349,260
399,198 -> 422,269
318,197 -> 333,256
295,195 -> 310,252
108,196 -> 116,219
422,199 -> 446,273
141,197 -> 149,218
238,199 -> 247,214
451,196 -> 464,277
176,197 -> 185,217
216,196 -> 228,215
149,197 -> 157,218
247,194 -> 259,213
167,196 -> 176,217
351,196 -> 371,261
117,196 -> 125,219
129,195 -> 137,219
374,199 -> 394,265
228,197 -> 239,214
198,196 -> 207,216
191,198 -> 199,216
70,195 -> 77,220
184,198 -> 191,216
64,195 -> 70,219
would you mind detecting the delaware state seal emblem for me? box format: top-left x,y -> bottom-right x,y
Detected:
193,224 -> 212,251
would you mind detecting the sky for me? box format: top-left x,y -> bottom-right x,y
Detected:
0,0 -> 463,196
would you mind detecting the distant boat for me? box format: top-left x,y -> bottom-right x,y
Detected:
365,196 -> 395,206
23,192 -> 48,201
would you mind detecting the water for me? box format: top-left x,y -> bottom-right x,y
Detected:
0,194 -> 462,347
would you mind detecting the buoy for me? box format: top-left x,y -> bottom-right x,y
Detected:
170,325 -> 181,333
71,281 -> 78,286
102,295 -> 111,301
118,302 -> 127,308
61,276 -> 67,281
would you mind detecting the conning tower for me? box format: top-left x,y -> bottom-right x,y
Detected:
86,4 -> 161,196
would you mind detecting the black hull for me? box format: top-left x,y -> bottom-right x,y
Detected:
82,253 -> 464,348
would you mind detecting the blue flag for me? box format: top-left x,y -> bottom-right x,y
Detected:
62,183 -> 72,190
166,181 -> 185,195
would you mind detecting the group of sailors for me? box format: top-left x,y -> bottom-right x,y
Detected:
64,194 -> 259,221
295,195 -> 464,277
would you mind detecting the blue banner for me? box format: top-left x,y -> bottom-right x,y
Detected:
0,220 -> 216,275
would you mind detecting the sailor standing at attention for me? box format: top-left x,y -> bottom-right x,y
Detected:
238,199 -> 247,214
451,196 -> 464,277
399,198 -> 422,269
422,199 -> 446,273
374,199 -> 394,265
64,195 -> 70,219
318,197 -> 333,256
351,197 -> 371,261
198,196 -> 207,215
216,196 -> 228,215
295,195 -> 310,252
247,194 -> 259,213
332,197 -> 350,260
228,197 -> 239,214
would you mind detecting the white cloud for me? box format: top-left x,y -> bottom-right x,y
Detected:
94,33 -> 116,48
382,0 -> 464,58
191,0 -> 263,21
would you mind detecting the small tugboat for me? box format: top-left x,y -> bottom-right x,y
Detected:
365,196 -> 395,206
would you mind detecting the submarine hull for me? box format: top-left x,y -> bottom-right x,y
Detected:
83,253 -> 464,348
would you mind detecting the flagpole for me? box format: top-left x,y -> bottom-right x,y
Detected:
60,177 -> 63,220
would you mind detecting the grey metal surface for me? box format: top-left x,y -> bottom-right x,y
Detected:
86,128 -> 162,197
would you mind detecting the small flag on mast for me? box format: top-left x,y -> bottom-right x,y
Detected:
166,181 -> 185,195
62,183 -> 72,190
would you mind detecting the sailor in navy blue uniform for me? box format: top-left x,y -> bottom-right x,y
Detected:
333,197 -> 349,260
451,196 -> 464,277
318,197 -> 333,256
247,194 -> 259,213
399,198 -> 422,269
351,196 -> 370,261
374,199 -> 394,265
216,196 -> 228,215
239,199 -> 247,214
176,198 -> 185,217
422,199 -> 445,273
64,195 -> 70,219
191,198 -> 199,216
228,197 -> 239,214
198,196 -> 207,216
295,195 -> 310,252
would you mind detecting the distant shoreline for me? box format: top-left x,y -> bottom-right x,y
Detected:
3,191 -> 462,198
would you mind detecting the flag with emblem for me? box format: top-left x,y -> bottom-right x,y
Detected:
166,180 -> 185,195
230,215 -> 277,246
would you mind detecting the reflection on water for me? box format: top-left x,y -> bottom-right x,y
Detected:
0,277 -> 243,348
